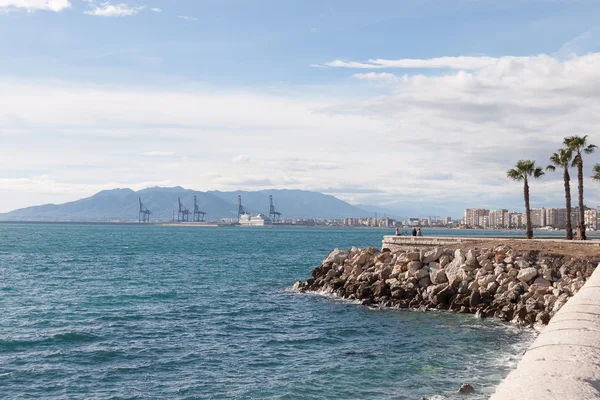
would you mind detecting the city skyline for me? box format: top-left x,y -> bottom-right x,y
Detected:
463,205 -> 600,230
2,1 -> 600,214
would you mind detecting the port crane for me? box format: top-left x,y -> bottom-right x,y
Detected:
138,198 -> 152,223
193,195 -> 207,222
268,195 -> 281,223
177,197 -> 191,222
238,196 -> 247,222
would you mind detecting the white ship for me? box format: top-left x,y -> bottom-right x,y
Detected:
238,213 -> 272,226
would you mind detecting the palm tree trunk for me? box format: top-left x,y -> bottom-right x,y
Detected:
577,157 -> 586,240
564,168 -> 573,240
524,179 -> 533,239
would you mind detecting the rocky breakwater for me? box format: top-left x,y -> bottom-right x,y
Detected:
293,244 -> 599,326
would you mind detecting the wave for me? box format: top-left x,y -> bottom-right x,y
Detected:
0,331 -> 100,351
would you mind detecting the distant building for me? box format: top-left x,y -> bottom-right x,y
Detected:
530,208 -> 546,227
585,209 -> 597,230
545,208 -> 567,229
464,208 -> 489,227
489,209 -> 508,229
508,213 -> 523,229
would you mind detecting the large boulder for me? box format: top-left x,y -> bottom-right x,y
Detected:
415,267 -> 430,280
477,274 -> 496,287
407,261 -> 422,275
445,249 -> 466,285
465,250 -> 479,268
517,267 -> 538,283
439,254 -> 453,267
529,277 -> 551,291
323,248 -> 349,265
422,247 -> 444,264
430,268 -> 448,284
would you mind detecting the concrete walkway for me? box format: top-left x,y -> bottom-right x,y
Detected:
491,263 -> 600,399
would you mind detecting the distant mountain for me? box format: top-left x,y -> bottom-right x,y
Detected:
0,187 -> 236,222
209,189 -> 372,219
0,187 -> 373,222
353,204 -> 402,219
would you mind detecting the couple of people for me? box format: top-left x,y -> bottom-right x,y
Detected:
394,227 -> 423,236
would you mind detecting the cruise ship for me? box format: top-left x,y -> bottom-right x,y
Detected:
238,213 -> 272,226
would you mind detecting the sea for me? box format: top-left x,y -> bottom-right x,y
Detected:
0,224 -> 539,400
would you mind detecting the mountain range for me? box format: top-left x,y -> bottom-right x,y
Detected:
0,187 -> 400,222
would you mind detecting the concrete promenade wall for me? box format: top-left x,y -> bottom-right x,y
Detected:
491,263 -> 600,400
382,235 -> 600,250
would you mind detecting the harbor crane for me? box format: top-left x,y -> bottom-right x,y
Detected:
193,195 -> 207,222
177,197 -> 191,222
268,195 -> 281,223
238,195 -> 247,222
138,198 -> 152,223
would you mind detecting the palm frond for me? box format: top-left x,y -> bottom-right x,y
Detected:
506,168 -> 523,181
546,165 -> 556,172
592,164 -> 600,182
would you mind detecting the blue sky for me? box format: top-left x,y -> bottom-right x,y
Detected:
2,0 -> 600,216
2,0 -> 599,84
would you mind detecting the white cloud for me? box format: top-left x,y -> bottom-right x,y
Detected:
150,7 -> 160,12
0,0 -> 71,12
232,155 -> 250,164
317,56 -> 512,70
84,2 -> 144,17
177,15 -> 196,21
141,151 -> 175,157
352,72 -> 401,83
3,53 -> 600,215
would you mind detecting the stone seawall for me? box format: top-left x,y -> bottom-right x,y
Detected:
491,262 -> 600,399
293,240 -> 599,327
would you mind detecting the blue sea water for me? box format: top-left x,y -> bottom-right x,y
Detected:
0,224 -> 536,399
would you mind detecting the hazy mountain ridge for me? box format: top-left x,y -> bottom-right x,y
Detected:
0,187 -> 376,222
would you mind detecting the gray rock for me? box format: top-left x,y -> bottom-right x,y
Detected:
430,268 -> 448,284
487,282 -> 499,294
418,276 -> 431,288
517,267 -> 538,283
439,254 -> 452,267
407,261 -> 422,275
531,277 -> 551,288
478,274 -> 496,287
324,248 -> 349,265
470,291 -> 481,307
465,250 -> 479,267
445,249 -> 466,285
459,383 -> 474,394
422,247 -> 444,264
415,267 -> 430,280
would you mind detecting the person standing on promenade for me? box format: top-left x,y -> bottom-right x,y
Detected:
417,228 -> 423,236
395,227 -> 400,236
412,228 -> 417,236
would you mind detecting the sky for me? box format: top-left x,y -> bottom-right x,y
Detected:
2,0 -> 600,217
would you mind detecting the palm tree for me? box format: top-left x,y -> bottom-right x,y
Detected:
507,160 -> 545,239
546,148 -> 574,240
564,135 -> 597,240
